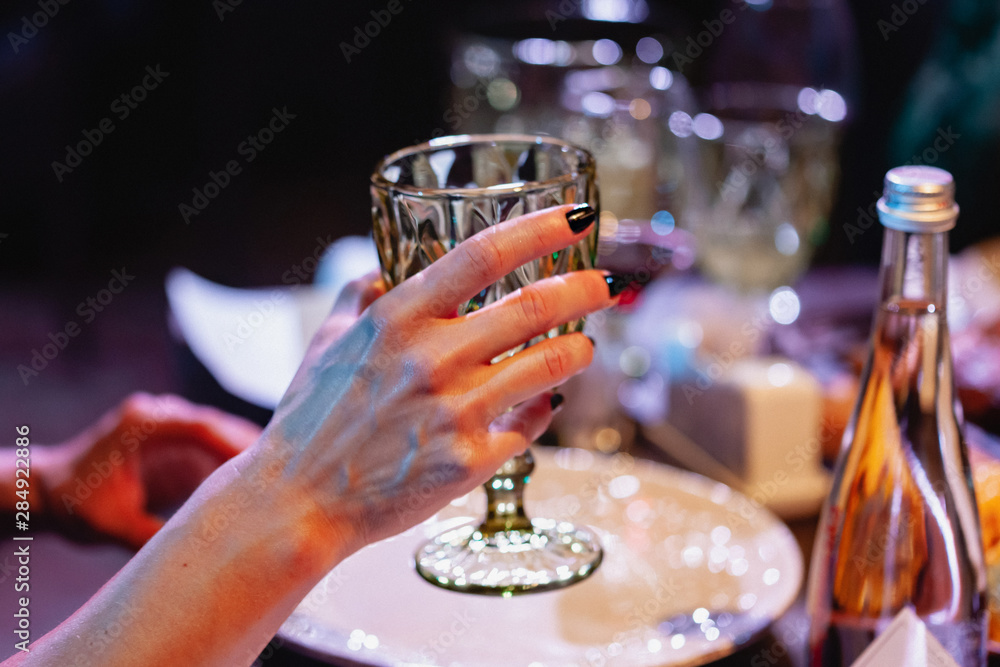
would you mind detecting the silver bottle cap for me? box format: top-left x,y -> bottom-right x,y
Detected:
877,165 -> 959,233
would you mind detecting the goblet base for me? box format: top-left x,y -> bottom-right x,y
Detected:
414,518 -> 603,596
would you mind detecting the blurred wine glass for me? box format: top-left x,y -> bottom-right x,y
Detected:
683,0 -> 859,292
682,82 -> 846,291
447,4 -> 702,276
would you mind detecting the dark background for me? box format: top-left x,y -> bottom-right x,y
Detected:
0,3 -> 996,665
0,0 -> 990,439
0,0 -> 970,283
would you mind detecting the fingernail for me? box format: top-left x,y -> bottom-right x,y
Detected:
566,204 -> 596,233
550,393 -> 565,410
605,273 -> 632,297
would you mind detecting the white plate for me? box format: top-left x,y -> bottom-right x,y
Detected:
279,448 -> 803,666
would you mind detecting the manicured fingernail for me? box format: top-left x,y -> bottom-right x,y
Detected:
605,273 -> 632,297
550,393 -> 565,410
566,204 -> 596,233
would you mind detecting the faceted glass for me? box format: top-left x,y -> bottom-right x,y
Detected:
370,134 -> 603,595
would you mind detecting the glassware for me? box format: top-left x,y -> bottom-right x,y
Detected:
447,15 -> 704,454
684,0 -> 858,292
683,82 -> 845,292
447,14 -> 700,274
370,133 -> 603,595
805,166 -> 987,665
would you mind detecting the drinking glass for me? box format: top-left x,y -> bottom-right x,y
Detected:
370,133 -> 603,595
683,83 -> 845,292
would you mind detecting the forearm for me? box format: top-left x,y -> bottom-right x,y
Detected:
3,446 -> 343,666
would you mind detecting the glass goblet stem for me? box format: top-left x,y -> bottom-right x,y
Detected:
479,450 -> 534,537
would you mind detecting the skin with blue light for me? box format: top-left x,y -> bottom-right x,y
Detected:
1,204 -> 613,666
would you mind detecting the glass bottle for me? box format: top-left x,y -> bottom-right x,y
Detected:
805,166 -> 987,665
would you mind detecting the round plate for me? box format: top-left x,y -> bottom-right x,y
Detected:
279,448 -> 803,666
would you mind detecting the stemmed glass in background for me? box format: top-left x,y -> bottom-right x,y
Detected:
446,19 -> 703,454
448,18 -> 700,267
685,0 -> 858,292
370,134 -> 603,595
432,1 -> 858,464
446,0 -> 857,296
682,82 -> 846,292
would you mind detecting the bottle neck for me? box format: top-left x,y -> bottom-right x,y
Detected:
877,227 -> 949,307
870,225 -> 956,423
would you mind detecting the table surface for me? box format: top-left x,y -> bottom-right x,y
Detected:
7,459 -> 997,666
4,278 -> 1000,666
0,503 -> 815,667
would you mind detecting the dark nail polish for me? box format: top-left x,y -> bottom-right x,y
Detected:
550,393 -> 565,410
605,273 -> 632,297
566,204 -> 596,233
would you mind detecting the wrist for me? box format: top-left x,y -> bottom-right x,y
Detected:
224,447 -> 354,581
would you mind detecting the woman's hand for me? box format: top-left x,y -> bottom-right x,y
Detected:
0,205 -> 614,667
249,203 -> 612,558
35,393 -> 261,549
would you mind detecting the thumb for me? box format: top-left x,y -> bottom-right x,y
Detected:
489,392 -> 561,453
359,275 -> 387,311
331,269 -> 385,316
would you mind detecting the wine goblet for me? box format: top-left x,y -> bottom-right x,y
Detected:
370,133 -> 602,596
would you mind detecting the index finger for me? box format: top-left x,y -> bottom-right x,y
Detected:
396,203 -> 597,319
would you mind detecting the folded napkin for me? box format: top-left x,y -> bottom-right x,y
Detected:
850,607 -> 960,667
165,236 -> 378,409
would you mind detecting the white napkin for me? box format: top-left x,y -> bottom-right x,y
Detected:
850,607 -> 960,667
165,236 -> 379,409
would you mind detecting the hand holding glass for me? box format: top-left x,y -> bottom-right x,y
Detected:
371,134 -> 603,595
